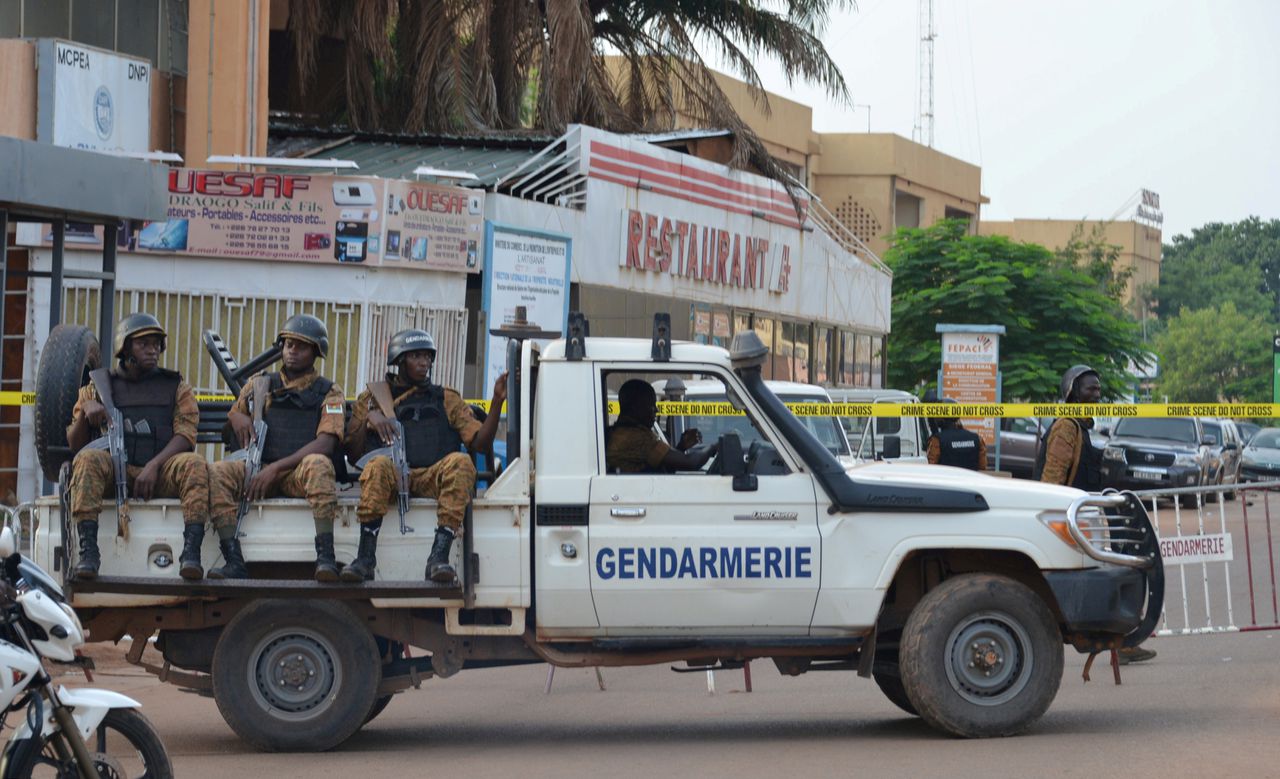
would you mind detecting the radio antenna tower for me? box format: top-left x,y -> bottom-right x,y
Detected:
913,0 -> 936,147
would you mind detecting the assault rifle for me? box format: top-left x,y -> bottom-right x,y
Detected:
361,381 -> 413,535
231,376 -> 269,538
87,369 -> 130,540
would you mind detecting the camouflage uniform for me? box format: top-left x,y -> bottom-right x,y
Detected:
1039,418 -> 1091,486
208,370 -> 345,531
66,379 -> 208,525
347,380 -> 481,532
605,416 -> 671,474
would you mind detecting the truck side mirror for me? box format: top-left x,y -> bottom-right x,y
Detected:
880,435 -> 901,460
717,433 -> 757,492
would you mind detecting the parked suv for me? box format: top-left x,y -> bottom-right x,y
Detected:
1199,418 -> 1242,499
1101,417 -> 1210,504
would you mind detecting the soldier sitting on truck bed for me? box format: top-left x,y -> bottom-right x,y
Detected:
606,379 -> 717,474
65,313 -> 209,580
208,314 -> 347,581
343,329 -> 506,582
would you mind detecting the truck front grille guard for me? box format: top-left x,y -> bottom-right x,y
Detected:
1065,492 -> 1158,569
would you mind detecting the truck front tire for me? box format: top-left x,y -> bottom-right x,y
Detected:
899,573 -> 1063,738
212,599 -> 379,751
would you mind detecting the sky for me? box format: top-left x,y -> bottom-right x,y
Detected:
722,0 -> 1280,240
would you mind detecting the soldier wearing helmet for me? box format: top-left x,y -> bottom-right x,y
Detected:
1036,364 -> 1103,490
1036,365 -> 1158,666
343,329 -> 507,582
208,314 -> 348,581
925,399 -> 987,471
65,313 -> 209,579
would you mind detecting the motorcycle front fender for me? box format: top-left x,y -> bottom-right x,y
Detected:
54,686 -> 141,740
7,687 -> 141,744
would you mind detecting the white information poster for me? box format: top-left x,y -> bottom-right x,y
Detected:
37,39 -> 152,153
483,223 -> 572,391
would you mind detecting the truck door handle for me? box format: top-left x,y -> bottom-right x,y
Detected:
610,507 -> 646,518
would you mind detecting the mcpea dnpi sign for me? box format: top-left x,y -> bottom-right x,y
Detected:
36,39 -> 152,153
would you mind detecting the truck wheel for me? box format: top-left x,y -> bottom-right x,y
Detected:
873,669 -> 918,716
34,324 -> 101,482
212,599 -> 379,751
899,574 -> 1063,738
363,639 -> 403,726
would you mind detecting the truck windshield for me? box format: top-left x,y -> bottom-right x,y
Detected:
680,394 -> 851,457
1114,418 -> 1198,443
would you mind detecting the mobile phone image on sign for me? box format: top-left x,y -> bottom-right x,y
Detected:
386,230 -> 402,260
410,237 -> 428,262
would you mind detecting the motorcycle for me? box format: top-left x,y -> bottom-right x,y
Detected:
0,524 -> 172,778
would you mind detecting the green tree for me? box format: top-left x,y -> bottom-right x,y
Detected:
1156,217 -> 1280,320
1152,302 -> 1271,402
1053,223 -> 1134,302
285,0 -> 853,185
885,220 -> 1149,401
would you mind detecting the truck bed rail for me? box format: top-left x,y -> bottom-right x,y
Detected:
70,576 -> 462,600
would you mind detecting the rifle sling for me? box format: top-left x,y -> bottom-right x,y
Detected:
88,368 -> 117,414
368,381 -> 396,420
249,375 -> 270,425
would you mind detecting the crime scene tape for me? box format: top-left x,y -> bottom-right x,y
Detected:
3,391 -> 1277,419
464,400 -> 1280,418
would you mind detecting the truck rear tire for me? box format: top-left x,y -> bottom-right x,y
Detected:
899,573 -> 1063,738
35,324 -> 101,482
212,599 -> 379,751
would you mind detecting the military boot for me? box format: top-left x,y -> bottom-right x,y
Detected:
207,537 -> 249,580
178,524 -> 205,580
314,532 -> 339,582
340,520 -> 381,583
425,527 -> 457,583
73,520 -> 101,580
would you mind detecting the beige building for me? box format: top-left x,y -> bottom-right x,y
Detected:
979,219 -> 1162,312
675,71 -> 987,258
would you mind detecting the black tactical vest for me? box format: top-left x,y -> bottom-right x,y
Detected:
261,373 -> 335,464
936,426 -> 982,470
396,385 -> 463,468
1034,418 -> 1103,490
110,369 -> 180,466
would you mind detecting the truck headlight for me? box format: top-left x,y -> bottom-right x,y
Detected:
1037,509 -> 1097,551
1102,445 -> 1125,462
1173,453 -> 1198,467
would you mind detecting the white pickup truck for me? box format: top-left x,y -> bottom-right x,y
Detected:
25,317 -> 1163,751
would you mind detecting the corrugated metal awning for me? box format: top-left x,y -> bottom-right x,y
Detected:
267,125 -> 560,188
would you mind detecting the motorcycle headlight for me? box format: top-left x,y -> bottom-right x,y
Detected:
1174,453 -> 1199,467
1103,445 -> 1125,462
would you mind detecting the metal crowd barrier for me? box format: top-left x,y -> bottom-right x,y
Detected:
1127,481 -> 1280,635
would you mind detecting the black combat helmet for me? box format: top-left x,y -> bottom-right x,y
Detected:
114,312 -> 166,361
386,329 -> 436,366
276,314 -> 329,358
1060,364 -> 1099,402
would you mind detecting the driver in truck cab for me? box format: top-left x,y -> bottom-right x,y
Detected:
606,379 -> 717,474
208,314 -> 347,582
65,313 -> 209,580
344,329 -> 507,583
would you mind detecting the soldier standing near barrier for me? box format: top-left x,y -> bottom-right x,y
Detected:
65,313 -> 209,580
208,315 -> 346,581
1038,364 -> 1156,664
926,399 -> 987,470
344,329 -> 506,582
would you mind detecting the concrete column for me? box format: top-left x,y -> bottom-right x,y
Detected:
185,0 -> 270,166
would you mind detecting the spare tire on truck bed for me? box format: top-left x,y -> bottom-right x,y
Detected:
35,325 -> 101,482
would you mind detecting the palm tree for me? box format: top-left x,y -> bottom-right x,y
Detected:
286,0 -> 853,181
